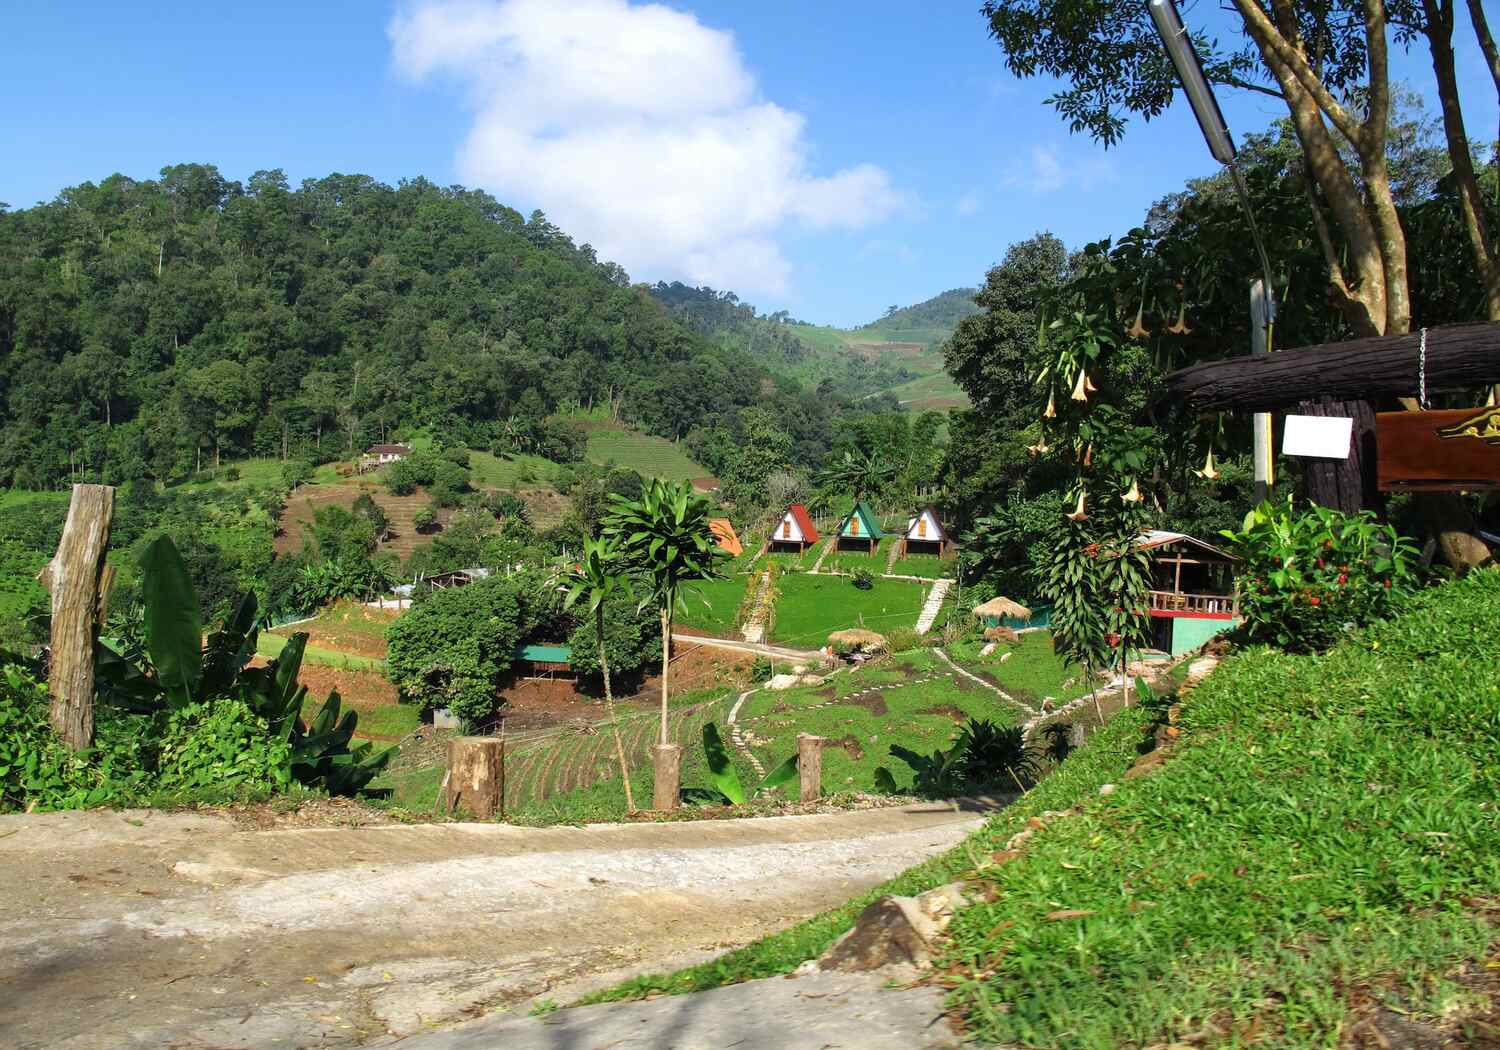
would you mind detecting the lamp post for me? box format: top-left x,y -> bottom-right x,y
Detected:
1147,0 -> 1276,502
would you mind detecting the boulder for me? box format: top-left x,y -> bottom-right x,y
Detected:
818,882 -> 971,972
983,625 -> 1019,643
766,673 -> 802,691
979,642 -> 996,658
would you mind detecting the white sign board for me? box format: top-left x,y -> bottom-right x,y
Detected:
1282,415 -> 1353,459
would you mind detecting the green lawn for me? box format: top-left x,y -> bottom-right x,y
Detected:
587,569 -> 1500,1048
768,574 -> 929,648
584,426 -> 708,481
173,457 -> 287,490
734,650 -> 1020,794
819,536 -> 894,576
886,552 -> 953,579
677,576 -> 755,637
949,630 -> 1090,707
759,545 -> 820,572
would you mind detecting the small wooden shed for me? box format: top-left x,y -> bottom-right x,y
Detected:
1133,530 -> 1241,656
901,506 -> 954,558
769,503 -> 819,553
835,501 -> 884,554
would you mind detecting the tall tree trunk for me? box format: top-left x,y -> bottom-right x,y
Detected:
658,606 -> 671,746
598,609 -> 634,813
1424,0 -> 1500,321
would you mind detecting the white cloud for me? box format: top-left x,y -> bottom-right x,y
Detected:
389,0 -> 903,295
956,192 -> 980,216
1002,144 -> 1115,194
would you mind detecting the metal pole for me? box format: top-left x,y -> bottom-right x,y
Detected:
1250,279 -> 1274,503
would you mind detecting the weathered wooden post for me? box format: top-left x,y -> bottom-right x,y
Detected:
444,737 -> 505,819
38,484 -> 114,751
651,743 -> 682,811
797,734 -> 823,803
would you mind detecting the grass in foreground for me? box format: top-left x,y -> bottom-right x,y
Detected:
584,571 -> 1500,1046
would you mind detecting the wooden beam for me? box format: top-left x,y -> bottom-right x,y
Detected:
1165,323 -> 1500,413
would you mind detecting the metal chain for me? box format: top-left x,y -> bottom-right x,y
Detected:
1418,327 -> 1428,410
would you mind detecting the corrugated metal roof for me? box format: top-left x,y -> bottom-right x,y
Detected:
1133,530 -> 1235,560
516,644 -> 572,663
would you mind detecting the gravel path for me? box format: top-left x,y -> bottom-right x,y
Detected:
0,803 -> 985,1049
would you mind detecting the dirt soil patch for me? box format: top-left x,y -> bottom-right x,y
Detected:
830,735 -> 865,761
291,665 -> 399,710
842,692 -> 889,716
918,703 -> 968,723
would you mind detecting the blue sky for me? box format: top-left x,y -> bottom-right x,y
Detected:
3,1 -> 1494,327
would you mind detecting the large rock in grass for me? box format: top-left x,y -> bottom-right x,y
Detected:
983,625 -> 1019,643
818,882 -> 971,972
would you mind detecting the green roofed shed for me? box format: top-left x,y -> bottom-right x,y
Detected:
516,644 -> 572,664
836,501 -> 885,553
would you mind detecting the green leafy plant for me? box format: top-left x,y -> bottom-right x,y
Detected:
155,700 -> 292,793
604,479 -> 724,763
877,718 -> 1042,797
850,567 -> 875,590
876,741 -> 969,798
694,723 -> 800,806
1220,498 -> 1420,651
97,535 -> 393,796
562,535 -> 638,813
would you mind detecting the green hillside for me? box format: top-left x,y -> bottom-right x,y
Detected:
651,283 -> 974,408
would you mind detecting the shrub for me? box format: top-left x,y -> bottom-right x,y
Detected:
281,459 -> 314,488
385,571 -> 549,723
1220,498 -> 1419,651
885,626 -> 925,653
155,700 -> 291,795
412,505 -> 437,533
850,567 -> 875,590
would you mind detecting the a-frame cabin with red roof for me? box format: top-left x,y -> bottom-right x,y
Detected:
768,503 -> 819,554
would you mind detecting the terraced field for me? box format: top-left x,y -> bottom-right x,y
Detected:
499,696 -> 730,812
276,480 -> 445,559
582,424 -> 709,481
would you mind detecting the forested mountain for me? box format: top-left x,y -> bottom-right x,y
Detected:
861,288 -> 980,342
0,165 -> 849,489
648,282 -> 975,406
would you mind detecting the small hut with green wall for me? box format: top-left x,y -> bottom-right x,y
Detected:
835,500 -> 884,554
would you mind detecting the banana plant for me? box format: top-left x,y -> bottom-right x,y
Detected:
696,723 -> 799,805
95,535 -> 393,795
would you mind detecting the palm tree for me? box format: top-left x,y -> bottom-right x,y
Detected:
562,535 -> 635,813
815,448 -> 896,502
604,479 -> 722,809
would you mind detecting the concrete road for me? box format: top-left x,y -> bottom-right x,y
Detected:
0,803 -> 985,1049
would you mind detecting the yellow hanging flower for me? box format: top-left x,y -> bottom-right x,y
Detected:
1166,301 -> 1193,336
1126,302 -> 1149,340
1070,369 -> 1090,402
1027,437 -> 1050,456
1193,449 -> 1220,480
1066,489 -> 1089,521
1043,391 -> 1057,419
1122,478 -> 1142,503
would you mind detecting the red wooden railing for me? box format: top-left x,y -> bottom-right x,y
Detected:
1147,590 -> 1238,616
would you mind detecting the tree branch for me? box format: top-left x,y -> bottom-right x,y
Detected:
1234,0 -> 1367,147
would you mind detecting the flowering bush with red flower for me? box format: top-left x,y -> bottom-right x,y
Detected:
1220,498 -> 1419,652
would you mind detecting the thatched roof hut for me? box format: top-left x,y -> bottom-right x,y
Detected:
828,628 -> 887,652
972,597 -> 1031,622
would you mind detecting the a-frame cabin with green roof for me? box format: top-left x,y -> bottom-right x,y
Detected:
835,501 -> 884,554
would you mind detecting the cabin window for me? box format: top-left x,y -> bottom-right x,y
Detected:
850,516 -> 860,536
917,517 -> 927,538
782,519 -> 791,539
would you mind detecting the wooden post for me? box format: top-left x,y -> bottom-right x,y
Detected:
652,743 -> 682,811
39,484 -> 114,751
1296,397 -> 1382,514
444,737 -> 505,820
798,734 -> 823,803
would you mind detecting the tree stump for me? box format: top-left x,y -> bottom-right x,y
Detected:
798,733 -> 823,803
38,484 -> 114,751
651,743 -> 682,811
444,737 -> 505,820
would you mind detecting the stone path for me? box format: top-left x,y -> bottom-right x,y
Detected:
0,805 -> 984,1049
741,570 -> 773,643
809,536 -> 838,573
726,687 -> 767,778
913,579 -> 953,634
933,648 -> 1036,722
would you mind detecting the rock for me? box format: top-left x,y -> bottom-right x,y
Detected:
794,959 -> 819,976
766,673 -> 802,691
1040,696 -> 1055,712
798,674 -> 826,686
1000,651 -> 1013,663
983,626 -> 1019,643
979,642 -> 997,657
792,664 -> 808,674
1098,783 -> 1117,796
818,882 -> 971,972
